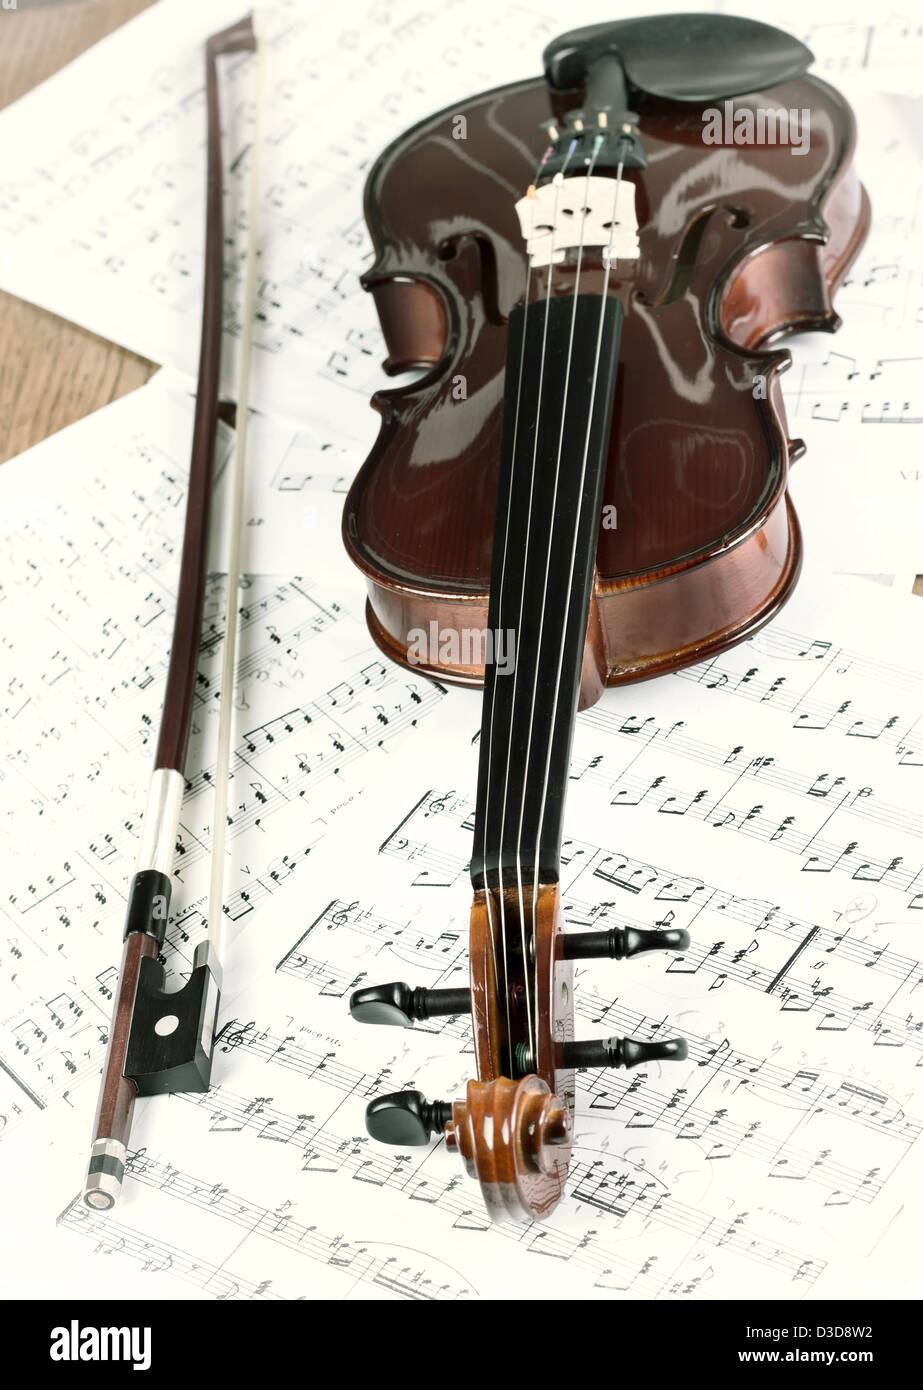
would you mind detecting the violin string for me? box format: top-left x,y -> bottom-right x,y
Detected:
491,137 -> 576,1070
480,145 -> 551,1064
529,155 -> 627,996
511,132 -> 604,1067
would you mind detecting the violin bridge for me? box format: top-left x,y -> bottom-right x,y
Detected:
515,174 -> 640,268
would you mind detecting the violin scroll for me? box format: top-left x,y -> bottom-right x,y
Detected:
354,881 -> 691,1220
445,1076 -> 571,1223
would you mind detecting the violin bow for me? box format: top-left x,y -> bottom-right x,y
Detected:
82,13 -> 262,1211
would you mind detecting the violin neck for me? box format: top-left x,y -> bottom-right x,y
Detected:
471,289 -> 622,892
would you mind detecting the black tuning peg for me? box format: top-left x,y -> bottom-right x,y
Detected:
349,981 -> 471,1027
365,1090 -> 453,1145
563,1035 -> 688,1070
563,925 -> 690,960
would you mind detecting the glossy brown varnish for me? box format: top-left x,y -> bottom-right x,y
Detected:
344,73 -> 870,696
445,882 -> 574,1221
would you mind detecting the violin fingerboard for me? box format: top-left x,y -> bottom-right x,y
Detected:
471,291 -> 622,892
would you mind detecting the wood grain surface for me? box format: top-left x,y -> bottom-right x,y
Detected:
0,1 -> 919,597
0,0 -> 157,466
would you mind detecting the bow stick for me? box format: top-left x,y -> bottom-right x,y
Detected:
82,13 -> 262,1211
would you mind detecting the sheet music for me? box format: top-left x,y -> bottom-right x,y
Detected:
0,0 -> 918,571
0,0 -> 571,421
770,7 -> 923,80
776,85 -> 923,412
3,543 -> 923,1298
0,2 -> 918,494
2,0 -> 923,1305
0,376 -> 447,1148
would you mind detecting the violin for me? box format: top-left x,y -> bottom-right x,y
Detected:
344,13 -> 870,1221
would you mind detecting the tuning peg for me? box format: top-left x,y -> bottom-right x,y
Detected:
563,1035 -> 688,1070
365,1090 -> 453,1145
349,981 -> 471,1027
562,925 -> 689,960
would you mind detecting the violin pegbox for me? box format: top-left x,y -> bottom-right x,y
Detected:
357,882 -> 574,1223
351,880 -> 690,1223
449,881 -> 574,1221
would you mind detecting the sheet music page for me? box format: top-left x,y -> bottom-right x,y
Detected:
776,85 -> 923,568
0,2 -> 917,464
0,0 -> 919,579
3,536 -> 923,1298
0,376 -> 447,1157
0,0 -> 571,420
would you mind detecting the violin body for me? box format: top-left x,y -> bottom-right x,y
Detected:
345,72 -> 869,697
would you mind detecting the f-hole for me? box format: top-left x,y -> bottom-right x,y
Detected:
438,233 -> 505,326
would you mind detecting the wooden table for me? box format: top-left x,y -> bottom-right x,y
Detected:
0,0 -> 919,596
0,0 -> 157,466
